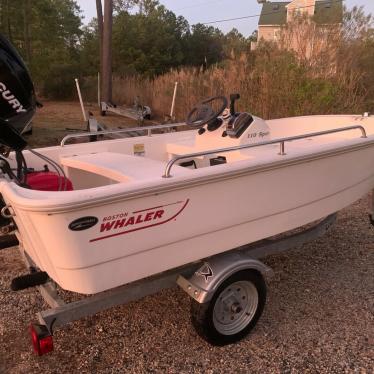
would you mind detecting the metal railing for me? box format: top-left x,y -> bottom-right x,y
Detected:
60,122 -> 186,147
162,125 -> 367,178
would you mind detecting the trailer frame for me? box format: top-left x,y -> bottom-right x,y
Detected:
100,101 -> 151,123
19,213 -> 337,335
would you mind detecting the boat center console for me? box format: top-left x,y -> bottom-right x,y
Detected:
167,94 -> 271,167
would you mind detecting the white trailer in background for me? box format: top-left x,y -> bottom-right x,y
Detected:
100,101 -> 152,122
98,73 -> 152,122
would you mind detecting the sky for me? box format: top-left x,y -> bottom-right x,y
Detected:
76,0 -> 374,36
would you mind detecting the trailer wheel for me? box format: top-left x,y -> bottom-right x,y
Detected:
190,270 -> 266,346
100,110 -> 106,116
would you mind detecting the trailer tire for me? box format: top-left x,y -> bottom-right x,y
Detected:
100,110 -> 106,116
190,270 -> 266,346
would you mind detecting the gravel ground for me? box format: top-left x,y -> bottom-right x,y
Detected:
0,194 -> 373,373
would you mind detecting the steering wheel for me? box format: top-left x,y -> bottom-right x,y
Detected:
186,96 -> 228,128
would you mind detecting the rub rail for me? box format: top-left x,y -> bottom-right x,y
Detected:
163,125 -> 368,178
60,122 -> 186,146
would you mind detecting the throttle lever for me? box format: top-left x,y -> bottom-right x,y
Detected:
230,93 -> 240,116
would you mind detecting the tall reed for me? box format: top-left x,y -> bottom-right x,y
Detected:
107,46 -> 365,121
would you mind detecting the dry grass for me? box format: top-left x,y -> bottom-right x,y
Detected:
90,45 -> 365,122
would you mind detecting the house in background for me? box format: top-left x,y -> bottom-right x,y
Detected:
252,0 -> 343,49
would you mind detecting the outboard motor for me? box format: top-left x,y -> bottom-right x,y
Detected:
0,33 -> 36,247
0,34 -> 36,151
0,34 -> 74,252
0,34 -> 73,193
0,33 -> 38,193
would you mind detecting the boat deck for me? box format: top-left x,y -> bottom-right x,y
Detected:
58,121 -> 373,188
61,152 -> 191,183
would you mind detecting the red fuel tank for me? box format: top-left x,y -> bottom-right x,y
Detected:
26,172 -> 73,191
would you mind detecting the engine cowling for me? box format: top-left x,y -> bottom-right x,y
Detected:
0,34 -> 36,151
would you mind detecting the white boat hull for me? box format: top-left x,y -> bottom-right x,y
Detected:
1,115 -> 373,294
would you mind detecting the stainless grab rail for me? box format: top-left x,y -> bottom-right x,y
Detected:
60,122 -> 186,146
163,125 -> 368,178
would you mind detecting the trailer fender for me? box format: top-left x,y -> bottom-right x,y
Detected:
177,253 -> 273,304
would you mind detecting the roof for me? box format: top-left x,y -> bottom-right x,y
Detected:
259,2 -> 289,26
314,1 -> 343,24
258,1 -> 343,26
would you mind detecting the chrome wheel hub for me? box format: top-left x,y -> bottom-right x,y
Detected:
212,280 -> 259,335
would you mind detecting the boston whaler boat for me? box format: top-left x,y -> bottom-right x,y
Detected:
0,34 -> 373,354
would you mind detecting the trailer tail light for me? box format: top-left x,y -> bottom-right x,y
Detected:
29,324 -> 53,355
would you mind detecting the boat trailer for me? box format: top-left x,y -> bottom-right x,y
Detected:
100,101 -> 151,123
6,213 -> 339,355
98,81 -> 179,123
75,77 -> 151,124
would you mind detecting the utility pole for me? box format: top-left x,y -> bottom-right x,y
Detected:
96,0 -> 103,102
102,0 -> 113,103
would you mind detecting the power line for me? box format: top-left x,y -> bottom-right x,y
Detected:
202,0 -> 344,25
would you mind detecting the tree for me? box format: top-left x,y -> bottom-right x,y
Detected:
0,0 -> 83,97
112,2 -> 189,76
113,0 -> 139,12
183,24 -> 224,67
23,0 -> 32,64
83,0 -> 230,77
80,20 -> 101,76
222,28 -> 249,58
